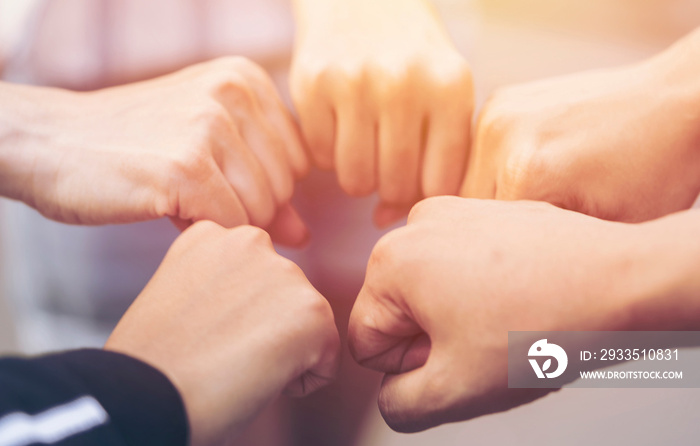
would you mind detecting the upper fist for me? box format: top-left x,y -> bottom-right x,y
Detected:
26,57 -> 310,245
291,0 -> 473,225
461,58 -> 700,222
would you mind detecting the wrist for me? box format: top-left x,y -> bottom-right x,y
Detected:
611,211 -> 700,331
0,83 -> 74,207
637,30 -> 700,201
292,0 -> 437,40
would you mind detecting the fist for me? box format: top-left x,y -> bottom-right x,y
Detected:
106,222 -> 340,446
290,0 -> 473,225
461,59 -> 700,222
28,57 -> 310,245
349,196 -> 645,432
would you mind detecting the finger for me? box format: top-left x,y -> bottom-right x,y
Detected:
284,304 -> 341,398
216,87 -> 296,206
238,108 -> 296,205
377,356 -> 451,433
377,108 -> 423,205
284,338 -> 341,398
234,62 -> 311,178
373,202 -> 411,229
252,84 -> 311,179
217,127 -> 278,228
293,94 -> 336,170
173,160 -> 250,228
335,102 -> 377,197
348,283 -> 425,373
422,103 -> 471,198
266,203 -> 310,248
459,113 -> 498,199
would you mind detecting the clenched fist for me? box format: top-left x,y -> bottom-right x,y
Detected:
461,29 -> 700,222
0,57 -> 309,245
106,222 -> 340,446
291,0 -> 473,225
348,197 -> 699,433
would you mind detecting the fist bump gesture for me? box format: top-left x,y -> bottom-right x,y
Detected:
6,2 -> 700,443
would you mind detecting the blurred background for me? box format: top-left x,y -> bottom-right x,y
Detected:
1,0 -> 700,445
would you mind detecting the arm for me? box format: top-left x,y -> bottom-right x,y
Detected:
0,350 -> 187,446
290,0 -> 473,226
0,57 -> 309,246
105,222 -> 340,445
0,222 -> 340,446
462,27 -> 700,222
348,197 -> 700,432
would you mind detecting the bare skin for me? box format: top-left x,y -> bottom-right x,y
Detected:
348,196 -> 700,433
291,0 -> 473,226
106,222 -> 340,446
462,28 -> 700,222
0,57 -> 310,245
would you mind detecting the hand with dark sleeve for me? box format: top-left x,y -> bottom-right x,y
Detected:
0,222 -> 340,446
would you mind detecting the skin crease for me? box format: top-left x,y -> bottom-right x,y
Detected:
0,57 -> 310,246
348,196 -> 700,433
105,222 -> 341,446
290,0 -> 474,227
461,28 -> 700,223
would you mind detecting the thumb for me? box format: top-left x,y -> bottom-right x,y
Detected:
348,285 -> 429,374
377,355 -> 453,433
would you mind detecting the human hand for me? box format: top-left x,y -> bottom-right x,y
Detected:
348,197 -> 659,432
4,57 -> 309,245
461,33 -> 700,222
290,0 -> 473,226
105,222 -> 340,446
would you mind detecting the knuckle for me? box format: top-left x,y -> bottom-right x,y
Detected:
229,225 -> 273,250
165,143 -> 212,186
273,254 -> 304,277
473,98 -> 518,152
498,146 -> 547,200
406,196 -> 456,224
368,228 -> 409,270
211,55 -> 256,74
292,287 -> 336,336
218,81 -> 257,111
171,220 -> 224,254
432,60 -> 474,97
182,220 -> 222,241
192,101 -> 230,130
292,63 -> 343,100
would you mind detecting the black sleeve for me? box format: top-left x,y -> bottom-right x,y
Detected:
0,349 -> 189,446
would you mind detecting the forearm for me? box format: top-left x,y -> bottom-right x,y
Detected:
291,0 -> 443,39
0,82 -> 70,206
647,26 -> 700,100
614,209 -> 700,331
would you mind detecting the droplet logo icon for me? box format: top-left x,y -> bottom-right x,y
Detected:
528,339 -> 568,379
